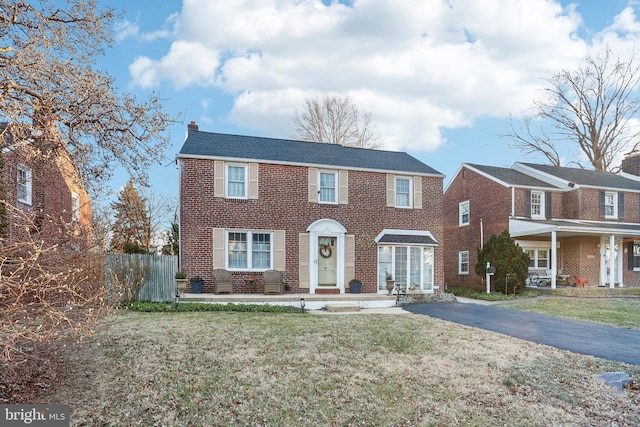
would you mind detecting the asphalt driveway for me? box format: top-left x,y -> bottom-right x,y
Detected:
404,301 -> 640,365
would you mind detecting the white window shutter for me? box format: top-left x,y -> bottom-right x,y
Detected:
386,174 -> 395,207
248,163 -> 259,199
339,170 -> 349,205
344,234 -> 355,287
214,161 -> 225,198
308,168 -> 319,203
274,230 -> 286,271
298,233 -> 310,289
212,228 -> 225,269
413,176 -> 422,209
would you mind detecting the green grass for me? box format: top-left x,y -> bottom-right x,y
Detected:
44,311 -> 640,426
497,297 -> 640,329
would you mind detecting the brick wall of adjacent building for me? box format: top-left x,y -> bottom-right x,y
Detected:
180,158 -> 444,294
443,166 -> 511,290
2,140 -> 91,250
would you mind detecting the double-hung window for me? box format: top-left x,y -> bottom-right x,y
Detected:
525,248 -> 550,269
227,231 -> 272,270
604,192 -> 617,218
71,192 -> 80,222
458,251 -> 469,275
226,164 -> 247,198
459,201 -> 469,226
395,177 -> 411,208
531,191 -> 544,218
319,171 -> 337,204
17,165 -> 32,205
631,242 -> 640,270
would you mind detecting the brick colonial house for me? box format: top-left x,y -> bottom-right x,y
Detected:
177,123 -> 444,294
444,159 -> 640,290
1,123 -> 92,250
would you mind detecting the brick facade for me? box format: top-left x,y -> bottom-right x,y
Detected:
2,135 -> 91,250
179,130 -> 444,294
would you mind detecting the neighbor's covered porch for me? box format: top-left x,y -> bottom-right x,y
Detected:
510,218 -> 640,289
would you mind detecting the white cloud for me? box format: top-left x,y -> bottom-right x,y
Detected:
129,0 -> 640,153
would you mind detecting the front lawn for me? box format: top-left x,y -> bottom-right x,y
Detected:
39,311 -> 640,426
498,297 -> 640,329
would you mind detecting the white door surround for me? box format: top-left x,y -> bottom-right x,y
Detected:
306,219 -> 347,293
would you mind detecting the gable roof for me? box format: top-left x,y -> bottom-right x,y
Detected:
517,163 -> 640,191
178,130 -> 444,177
465,163 -> 560,189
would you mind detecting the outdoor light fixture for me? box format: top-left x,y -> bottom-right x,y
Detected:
300,298 -> 305,313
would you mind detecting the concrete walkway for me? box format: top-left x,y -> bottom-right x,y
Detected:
404,301 -> 640,365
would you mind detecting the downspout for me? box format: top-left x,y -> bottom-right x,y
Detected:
480,218 -> 484,249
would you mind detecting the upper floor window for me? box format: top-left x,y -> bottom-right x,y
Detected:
319,171 -> 337,204
71,192 -> 80,222
227,231 -> 272,270
395,177 -> 411,208
531,191 -> 544,219
17,164 -> 32,205
226,164 -> 247,198
604,192 -> 617,218
459,201 -> 469,226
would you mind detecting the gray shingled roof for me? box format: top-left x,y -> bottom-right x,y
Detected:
378,233 -> 438,245
466,163 -> 560,188
178,130 -> 443,176
521,163 -> 640,191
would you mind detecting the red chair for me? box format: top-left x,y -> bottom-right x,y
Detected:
572,275 -> 589,288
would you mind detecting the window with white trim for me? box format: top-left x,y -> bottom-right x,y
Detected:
17,164 -> 32,205
395,177 -> 411,208
319,171 -> 337,204
377,245 -> 434,292
631,241 -> 640,271
604,192 -> 617,218
71,192 -> 80,222
531,191 -> 544,219
226,164 -> 247,198
458,251 -> 469,275
459,201 -> 469,226
525,248 -> 550,269
227,231 -> 272,270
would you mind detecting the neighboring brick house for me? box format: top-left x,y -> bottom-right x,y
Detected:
1,123 -> 92,250
177,123 -> 445,294
444,161 -> 640,290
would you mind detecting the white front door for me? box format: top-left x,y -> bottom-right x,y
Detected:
318,236 -> 337,287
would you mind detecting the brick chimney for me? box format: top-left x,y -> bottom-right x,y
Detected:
188,121 -> 198,132
621,152 -> 640,177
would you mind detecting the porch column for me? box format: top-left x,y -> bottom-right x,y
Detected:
609,234 -> 615,289
550,231 -> 557,289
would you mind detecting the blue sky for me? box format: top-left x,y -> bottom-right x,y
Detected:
97,0 -> 640,210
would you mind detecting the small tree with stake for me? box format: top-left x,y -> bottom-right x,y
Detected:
475,230 -> 530,294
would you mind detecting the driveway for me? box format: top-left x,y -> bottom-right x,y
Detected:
404,301 -> 640,365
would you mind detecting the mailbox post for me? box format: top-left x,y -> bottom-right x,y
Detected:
486,262 -> 495,294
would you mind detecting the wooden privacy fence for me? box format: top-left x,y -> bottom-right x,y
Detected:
104,254 -> 177,302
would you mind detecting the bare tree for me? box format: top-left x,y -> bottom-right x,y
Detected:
141,187 -> 175,252
293,95 -> 383,149
0,0 -> 178,194
505,47 -> 640,172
